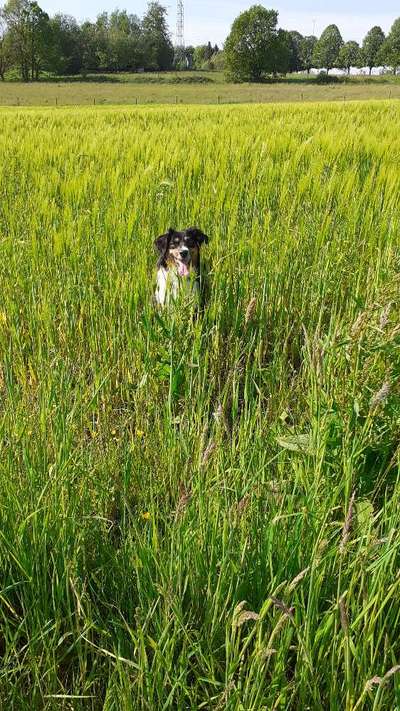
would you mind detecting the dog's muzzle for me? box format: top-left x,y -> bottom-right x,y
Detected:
177,248 -> 191,277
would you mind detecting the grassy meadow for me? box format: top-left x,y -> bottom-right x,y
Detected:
1,72 -> 400,106
0,101 -> 399,709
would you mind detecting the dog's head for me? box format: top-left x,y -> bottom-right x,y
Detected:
154,227 -> 209,276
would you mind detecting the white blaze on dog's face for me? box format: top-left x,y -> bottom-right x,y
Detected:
168,234 -> 192,277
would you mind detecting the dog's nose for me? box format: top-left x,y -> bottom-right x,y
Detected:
180,248 -> 189,258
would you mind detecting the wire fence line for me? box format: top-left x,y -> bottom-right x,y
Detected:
1,88 -> 399,108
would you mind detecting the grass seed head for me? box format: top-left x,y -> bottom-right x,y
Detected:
245,296 -> 257,325
379,303 -> 392,330
364,666 -> 400,691
270,597 -> 295,619
175,483 -> 192,519
351,311 -> 367,339
233,601 -> 260,628
237,494 -> 250,515
370,381 -> 391,411
201,440 -> 216,466
287,567 -> 310,592
236,610 -> 260,626
213,403 -> 224,423
340,491 -> 356,554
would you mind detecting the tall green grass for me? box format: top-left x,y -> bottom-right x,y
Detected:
0,102 -> 399,709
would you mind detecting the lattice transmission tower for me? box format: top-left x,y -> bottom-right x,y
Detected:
176,0 -> 185,48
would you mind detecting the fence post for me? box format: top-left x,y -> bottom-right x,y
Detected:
93,97 -> 96,105
218,95 -> 221,104
56,97 -> 58,106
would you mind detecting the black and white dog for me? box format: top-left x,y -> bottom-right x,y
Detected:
154,227 -> 209,307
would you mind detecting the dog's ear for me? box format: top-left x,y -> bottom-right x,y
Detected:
186,227 -> 209,246
154,228 -> 174,256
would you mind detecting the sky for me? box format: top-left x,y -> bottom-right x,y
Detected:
42,0 -> 399,46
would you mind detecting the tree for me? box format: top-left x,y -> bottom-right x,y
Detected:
2,0 -> 52,80
287,30 -> 303,72
274,29 -> 291,75
107,11 -> 143,71
312,24 -> 343,74
204,40 -> 213,60
224,5 -> 280,82
93,13 -> 112,70
78,11 -> 145,72
0,14 -> 12,79
212,50 -> 225,71
379,18 -> 400,74
48,14 -> 82,74
192,43 -> 217,69
362,26 -> 385,75
142,2 -> 173,71
337,40 -> 362,75
191,42 -> 219,70
80,21 -> 100,72
193,44 -> 208,69
298,35 -> 317,74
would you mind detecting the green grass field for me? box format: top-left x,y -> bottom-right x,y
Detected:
0,101 -> 399,709
1,71 -> 400,106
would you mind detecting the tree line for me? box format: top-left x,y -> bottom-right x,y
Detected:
225,6 -> 400,81
0,0 -> 222,80
0,0 -> 400,82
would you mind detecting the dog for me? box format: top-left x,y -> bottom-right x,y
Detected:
154,227 -> 209,307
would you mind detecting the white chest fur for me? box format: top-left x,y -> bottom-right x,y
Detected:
155,267 -> 199,307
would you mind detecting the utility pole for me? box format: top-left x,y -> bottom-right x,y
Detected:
176,0 -> 184,48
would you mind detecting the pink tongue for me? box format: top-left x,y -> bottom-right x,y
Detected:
178,262 -> 190,277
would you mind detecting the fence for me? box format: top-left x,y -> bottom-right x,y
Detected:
4,87 -> 398,108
